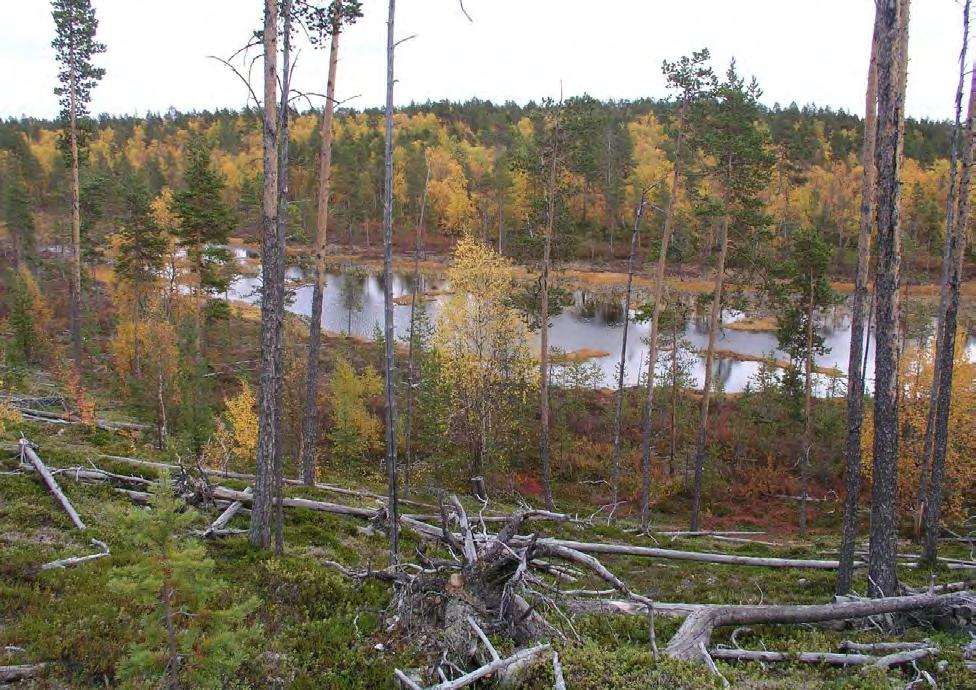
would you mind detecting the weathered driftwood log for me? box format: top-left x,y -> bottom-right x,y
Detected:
665,591 -> 962,661
0,663 -> 47,682
707,646 -> 938,668
40,538 -> 110,571
203,487 -> 252,537
20,440 -> 86,530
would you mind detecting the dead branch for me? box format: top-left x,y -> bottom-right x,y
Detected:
203,486 -> 252,537
838,639 -> 930,653
552,651 -> 566,690
394,643 -> 551,690
211,486 -> 381,519
40,538 -> 109,571
20,439 -> 85,530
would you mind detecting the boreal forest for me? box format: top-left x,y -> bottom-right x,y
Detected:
0,1 -> 975,688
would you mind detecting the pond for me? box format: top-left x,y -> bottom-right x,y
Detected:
228,266 -> 976,394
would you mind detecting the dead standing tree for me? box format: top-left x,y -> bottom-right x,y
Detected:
867,0 -> 910,598
837,8 -> 881,596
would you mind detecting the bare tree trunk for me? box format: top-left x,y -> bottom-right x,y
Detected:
837,11 -> 881,595
799,271 -> 815,537
867,0 -> 910,598
382,0 -> 400,565
539,102 -> 562,513
689,166 -> 731,532
922,54 -> 976,563
609,191 -> 649,512
249,0 -> 280,549
404,159 -> 430,493
68,33 -> 83,374
917,0 -> 970,538
669,304 -> 679,479
300,21 -> 342,486
272,0 -> 293,555
639,105 -> 687,531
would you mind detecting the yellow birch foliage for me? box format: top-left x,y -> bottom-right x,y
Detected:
862,336 -> 976,522
327,358 -> 382,464
224,380 -> 258,463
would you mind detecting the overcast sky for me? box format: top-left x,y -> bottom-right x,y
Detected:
0,1 -> 967,121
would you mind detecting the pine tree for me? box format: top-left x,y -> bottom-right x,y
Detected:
115,168 -> 167,379
170,136 -> 236,350
109,475 -> 261,688
771,226 -> 837,535
51,0 -> 106,373
2,157 -> 36,267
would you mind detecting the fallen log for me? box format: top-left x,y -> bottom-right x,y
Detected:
20,440 -> 86,530
506,535 -> 862,570
665,591 -> 963,662
19,408 -> 150,432
203,486 -> 252,536
40,538 -> 110,571
0,663 -> 47,682
708,646 -> 938,668
552,652 -> 566,690
211,486 -> 381,519
98,454 -> 433,509
838,639 -> 930,654
654,530 -> 768,538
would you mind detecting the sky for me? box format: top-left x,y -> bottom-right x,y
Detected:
0,1 -> 967,121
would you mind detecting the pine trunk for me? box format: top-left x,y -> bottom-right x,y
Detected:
68,31 -> 83,374
837,8 -> 881,595
638,105 -> 687,531
300,22 -> 342,486
250,0 -> 280,549
689,163 -> 731,533
609,193 -> 648,512
867,0 -> 909,598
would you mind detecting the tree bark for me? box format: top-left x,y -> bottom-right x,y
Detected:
837,9 -> 881,595
922,51 -> 976,563
689,163 -> 732,532
382,0 -> 400,565
300,17 -> 342,486
867,0 -> 910,598
609,191 -> 649,511
249,0 -> 280,549
639,103 -> 687,531
916,0 -> 970,535
539,102 -> 561,513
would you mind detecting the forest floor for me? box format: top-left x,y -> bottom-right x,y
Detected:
1,365 -> 974,688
